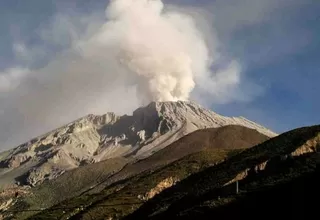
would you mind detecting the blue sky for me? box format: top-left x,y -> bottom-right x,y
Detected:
0,0 -> 319,149
211,0 -> 320,132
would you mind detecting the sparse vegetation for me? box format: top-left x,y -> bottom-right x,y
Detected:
29,149 -> 238,219
5,125 -> 318,220
7,157 -> 128,219
126,125 -> 320,219
24,125 -> 268,219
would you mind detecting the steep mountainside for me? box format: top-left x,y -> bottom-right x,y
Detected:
21,125 -> 319,220
126,125 -> 320,219
30,150 -> 234,220
0,101 -> 276,187
4,125 -> 269,219
88,125 -> 270,193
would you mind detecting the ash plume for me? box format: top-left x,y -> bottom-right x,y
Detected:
0,0 -> 254,150
79,0 -> 208,103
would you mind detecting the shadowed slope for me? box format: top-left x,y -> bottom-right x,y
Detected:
20,125 -> 269,220
80,125 -> 270,194
127,125 -> 320,219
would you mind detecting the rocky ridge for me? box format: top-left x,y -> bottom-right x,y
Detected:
0,101 -> 276,187
139,177 -> 179,201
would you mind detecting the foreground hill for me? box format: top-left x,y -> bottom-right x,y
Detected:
5,125 -> 269,219
126,125 -> 319,219
0,101 -> 276,188
25,124 -> 320,220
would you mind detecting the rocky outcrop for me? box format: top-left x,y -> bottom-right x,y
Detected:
0,185 -> 30,213
224,168 -> 250,186
26,166 -> 66,187
224,132 -> 320,187
139,177 -> 179,201
290,133 -> 319,157
254,161 -> 268,173
5,154 -> 31,168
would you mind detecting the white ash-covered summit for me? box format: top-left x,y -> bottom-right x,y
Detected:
0,101 -> 276,187
126,101 -> 276,157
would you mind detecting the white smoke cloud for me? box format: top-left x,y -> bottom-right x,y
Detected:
74,0 -> 245,104
78,0 -> 204,103
0,0 -> 258,150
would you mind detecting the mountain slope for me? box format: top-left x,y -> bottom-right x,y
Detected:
0,101 -> 276,187
162,167 -> 318,219
126,125 -> 319,219
89,125 -> 270,193
6,125 -> 269,219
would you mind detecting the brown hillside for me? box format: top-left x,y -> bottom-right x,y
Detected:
127,125 -> 320,219
11,125 -> 269,219
86,125 -> 269,194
